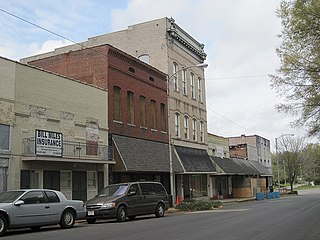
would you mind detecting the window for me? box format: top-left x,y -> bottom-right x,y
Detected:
139,96 -> 146,127
192,118 -> 197,141
175,113 -> 180,138
60,171 -> 71,188
160,103 -> 166,132
198,77 -> 202,102
151,100 -> 157,130
129,67 -> 135,73
45,191 -> 60,203
113,86 -> 121,121
127,91 -> 134,124
30,170 -> 40,189
200,121 -> 204,142
0,124 -> 10,151
128,184 -> 140,195
173,62 -> 178,91
184,116 -> 189,139
182,69 -> 187,95
87,171 -> 97,187
190,73 -> 195,99
21,191 -> 46,204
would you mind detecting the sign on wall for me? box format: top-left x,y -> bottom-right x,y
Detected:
35,129 -> 63,157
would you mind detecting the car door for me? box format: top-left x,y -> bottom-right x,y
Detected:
44,190 -> 63,223
13,190 -> 50,226
139,183 -> 157,214
125,184 -> 143,216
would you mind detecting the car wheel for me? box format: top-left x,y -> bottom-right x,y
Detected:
59,209 -> 75,228
0,214 -> 8,237
116,206 -> 127,222
86,218 -> 96,224
155,203 -> 165,217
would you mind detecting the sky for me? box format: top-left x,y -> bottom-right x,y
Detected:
0,0 -> 314,151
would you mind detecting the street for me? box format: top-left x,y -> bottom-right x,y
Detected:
4,189 -> 320,240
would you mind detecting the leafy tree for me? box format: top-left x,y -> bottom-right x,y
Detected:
301,143 -> 320,183
277,136 -> 305,191
270,0 -> 320,137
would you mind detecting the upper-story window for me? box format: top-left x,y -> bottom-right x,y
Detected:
200,121 -> 204,143
160,103 -> 166,132
192,118 -> 197,141
0,124 -> 10,151
182,69 -> 187,95
139,96 -> 146,127
175,113 -> 180,138
127,91 -> 134,124
151,100 -> 157,130
113,86 -> 121,121
184,116 -> 189,140
198,77 -> 202,102
173,62 -> 178,92
190,72 -> 195,99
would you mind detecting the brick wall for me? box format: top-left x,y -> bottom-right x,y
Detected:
27,44 -> 168,143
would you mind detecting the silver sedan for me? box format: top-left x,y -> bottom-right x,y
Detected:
0,189 -> 86,237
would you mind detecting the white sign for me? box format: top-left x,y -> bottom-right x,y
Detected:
35,129 -> 63,157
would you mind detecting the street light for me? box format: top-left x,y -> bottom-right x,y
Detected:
275,134 -> 294,193
167,62 -> 208,205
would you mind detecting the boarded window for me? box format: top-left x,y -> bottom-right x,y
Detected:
151,100 -> 157,130
113,86 -> 121,121
140,96 -> 146,127
127,91 -> 134,124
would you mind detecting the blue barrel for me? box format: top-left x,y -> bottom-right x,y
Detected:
256,192 -> 264,200
266,192 -> 271,199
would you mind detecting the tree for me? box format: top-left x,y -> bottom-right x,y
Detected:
301,143 -> 320,183
277,136 -> 305,191
270,0 -> 320,137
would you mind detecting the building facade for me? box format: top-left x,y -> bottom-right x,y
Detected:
22,17 -> 214,202
0,57 -> 111,200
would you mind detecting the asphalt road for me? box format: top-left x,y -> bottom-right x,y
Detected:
4,189 -> 320,240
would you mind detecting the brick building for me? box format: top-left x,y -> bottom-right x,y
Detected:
23,44 -> 180,193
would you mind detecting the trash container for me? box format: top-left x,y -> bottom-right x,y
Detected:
266,192 -> 271,199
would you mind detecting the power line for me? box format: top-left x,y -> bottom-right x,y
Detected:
0,8 -> 78,45
1,7 -> 256,135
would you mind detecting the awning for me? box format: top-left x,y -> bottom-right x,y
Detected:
174,146 -> 216,173
112,135 -> 183,173
212,157 -> 260,175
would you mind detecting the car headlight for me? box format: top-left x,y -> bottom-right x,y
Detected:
101,202 -> 116,209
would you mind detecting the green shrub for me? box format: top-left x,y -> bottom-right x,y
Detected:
175,200 -> 222,211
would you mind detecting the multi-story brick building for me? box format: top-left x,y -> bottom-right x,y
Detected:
22,44 -> 180,194
22,17 -> 215,202
0,56 -> 111,200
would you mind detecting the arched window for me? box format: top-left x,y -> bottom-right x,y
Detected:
175,113 -> 180,138
200,121 -> 204,142
198,77 -> 202,102
127,91 -> 134,124
184,116 -> 189,139
151,100 -> 157,130
160,103 -> 166,132
182,69 -> 187,95
139,96 -> 146,127
173,62 -> 178,92
192,118 -> 197,141
190,72 -> 195,99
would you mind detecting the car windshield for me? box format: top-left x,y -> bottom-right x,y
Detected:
0,191 -> 25,203
98,184 -> 128,197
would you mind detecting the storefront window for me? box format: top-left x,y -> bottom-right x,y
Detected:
189,175 -> 207,198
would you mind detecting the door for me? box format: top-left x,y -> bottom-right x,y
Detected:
43,170 -> 60,190
13,190 -> 50,226
126,183 -> 143,216
72,171 -> 87,201
139,183 -> 158,214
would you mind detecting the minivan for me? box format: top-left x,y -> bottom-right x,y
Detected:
85,181 -> 170,223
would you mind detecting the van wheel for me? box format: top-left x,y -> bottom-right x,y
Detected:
155,203 -> 165,217
86,218 -> 96,224
116,206 -> 127,222
0,214 -> 8,237
128,216 -> 136,220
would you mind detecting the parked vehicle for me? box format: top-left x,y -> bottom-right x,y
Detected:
0,189 -> 86,237
85,181 -> 169,223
